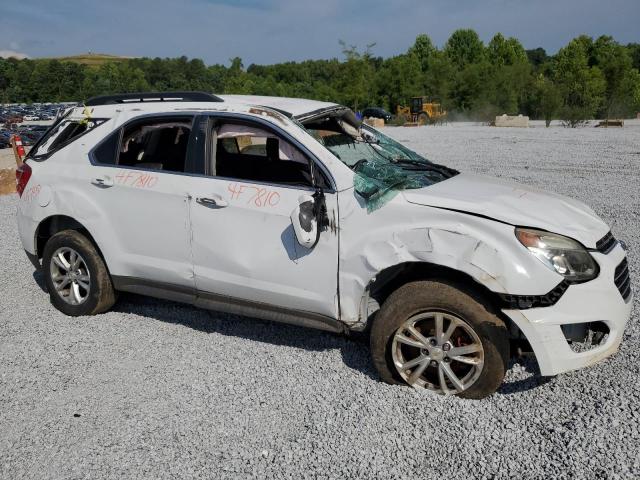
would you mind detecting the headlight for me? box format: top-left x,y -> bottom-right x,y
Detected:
515,228 -> 598,282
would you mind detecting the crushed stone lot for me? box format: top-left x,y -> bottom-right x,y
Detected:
1,121 -> 639,479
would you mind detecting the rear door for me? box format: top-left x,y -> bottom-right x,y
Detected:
187,115 -> 340,318
83,114 -> 198,290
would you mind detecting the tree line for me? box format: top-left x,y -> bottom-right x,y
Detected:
1,29 -> 639,125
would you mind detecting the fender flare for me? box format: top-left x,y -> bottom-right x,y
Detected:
34,214 -> 106,263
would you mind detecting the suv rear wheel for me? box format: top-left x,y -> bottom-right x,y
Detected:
370,280 -> 509,399
42,230 -> 116,316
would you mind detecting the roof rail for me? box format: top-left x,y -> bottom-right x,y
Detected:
84,91 -> 223,106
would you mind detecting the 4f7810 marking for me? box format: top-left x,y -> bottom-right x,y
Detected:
227,182 -> 280,207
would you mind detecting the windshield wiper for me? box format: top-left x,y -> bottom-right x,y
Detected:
391,158 -> 458,176
352,158 -> 369,172
391,158 -> 429,167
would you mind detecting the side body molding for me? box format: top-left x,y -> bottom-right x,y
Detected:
112,276 -> 346,333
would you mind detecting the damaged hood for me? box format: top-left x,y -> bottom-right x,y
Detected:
402,173 -> 609,248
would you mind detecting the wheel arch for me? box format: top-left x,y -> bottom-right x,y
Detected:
362,261 -> 525,342
35,215 -> 107,264
367,261 -> 501,309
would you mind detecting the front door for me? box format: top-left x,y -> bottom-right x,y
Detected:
188,116 -> 340,319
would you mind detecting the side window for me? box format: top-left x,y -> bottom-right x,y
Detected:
31,119 -> 107,159
212,122 -> 314,187
92,129 -> 120,165
219,137 -> 239,154
117,117 -> 193,172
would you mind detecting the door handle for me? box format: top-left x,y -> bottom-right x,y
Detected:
196,196 -> 228,208
91,176 -> 114,188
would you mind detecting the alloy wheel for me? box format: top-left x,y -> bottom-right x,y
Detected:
391,311 -> 484,395
49,247 -> 91,305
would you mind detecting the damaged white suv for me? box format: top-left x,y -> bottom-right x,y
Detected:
16,92 -> 632,399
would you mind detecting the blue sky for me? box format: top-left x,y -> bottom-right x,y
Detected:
1,0 -> 638,65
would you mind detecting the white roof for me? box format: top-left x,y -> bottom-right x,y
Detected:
218,95 -> 340,117
72,95 -> 341,120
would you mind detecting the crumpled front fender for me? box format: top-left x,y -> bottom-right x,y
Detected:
337,192 -> 562,327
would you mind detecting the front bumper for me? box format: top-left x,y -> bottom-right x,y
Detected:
502,245 -> 632,376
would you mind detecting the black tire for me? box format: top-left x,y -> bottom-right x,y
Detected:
370,280 -> 509,399
418,112 -> 430,125
42,229 -> 116,316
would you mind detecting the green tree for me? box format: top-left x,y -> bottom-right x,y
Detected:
423,51 -> 455,108
208,64 -> 227,93
449,61 -> 493,115
408,34 -> 436,72
484,34 -> 531,115
444,29 -> 485,68
526,48 -> 548,67
375,53 -> 422,111
224,57 -> 252,94
591,36 -> 640,118
533,75 -> 562,126
490,61 -> 531,115
554,38 -> 606,127
336,40 -> 376,111
487,33 -> 527,66
0,33 -> 637,123
627,43 -> 640,70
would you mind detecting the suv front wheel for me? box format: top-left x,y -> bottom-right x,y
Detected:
42,230 -> 116,316
370,280 -> 509,399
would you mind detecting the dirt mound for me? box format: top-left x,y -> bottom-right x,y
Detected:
0,168 -> 16,195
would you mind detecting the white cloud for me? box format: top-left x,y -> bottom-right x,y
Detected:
0,50 -> 29,59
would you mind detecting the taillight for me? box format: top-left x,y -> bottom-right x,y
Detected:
15,163 -> 32,197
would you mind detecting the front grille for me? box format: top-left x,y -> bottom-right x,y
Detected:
614,258 -> 632,302
596,231 -> 617,254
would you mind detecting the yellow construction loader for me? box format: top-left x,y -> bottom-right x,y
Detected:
396,97 -> 447,125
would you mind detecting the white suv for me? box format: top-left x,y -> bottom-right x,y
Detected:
15,92 -> 632,399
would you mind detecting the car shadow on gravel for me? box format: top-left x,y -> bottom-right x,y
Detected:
497,358 -> 555,395
100,292 -> 554,394
113,293 -> 380,381
33,278 -> 556,394
32,270 -> 47,292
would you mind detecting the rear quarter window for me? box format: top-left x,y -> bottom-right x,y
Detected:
30,118 -> 107,159
91,129 -> 121,165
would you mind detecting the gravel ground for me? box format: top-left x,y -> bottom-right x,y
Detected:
1,122 -> 639,479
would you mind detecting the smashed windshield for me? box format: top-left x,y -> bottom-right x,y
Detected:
307,122 -> 458,212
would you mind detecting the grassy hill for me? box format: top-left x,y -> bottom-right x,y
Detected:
43,53 -> 134,67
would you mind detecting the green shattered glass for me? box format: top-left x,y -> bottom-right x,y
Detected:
305,123 -> 455,212
353,158 -> 427,213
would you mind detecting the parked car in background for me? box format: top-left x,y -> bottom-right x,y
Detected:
1,102 -> 70,127
5,116 -> 23,124
0,125 -> 47,147
15,92 -> 632,399
362,107 -> 393,122
18,131 -> 41,146
0,130 -> 12,148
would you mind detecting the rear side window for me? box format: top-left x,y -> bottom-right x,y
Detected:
31,119 -> 106,159
92,130 -> 120,165
117,117 -> 193,172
